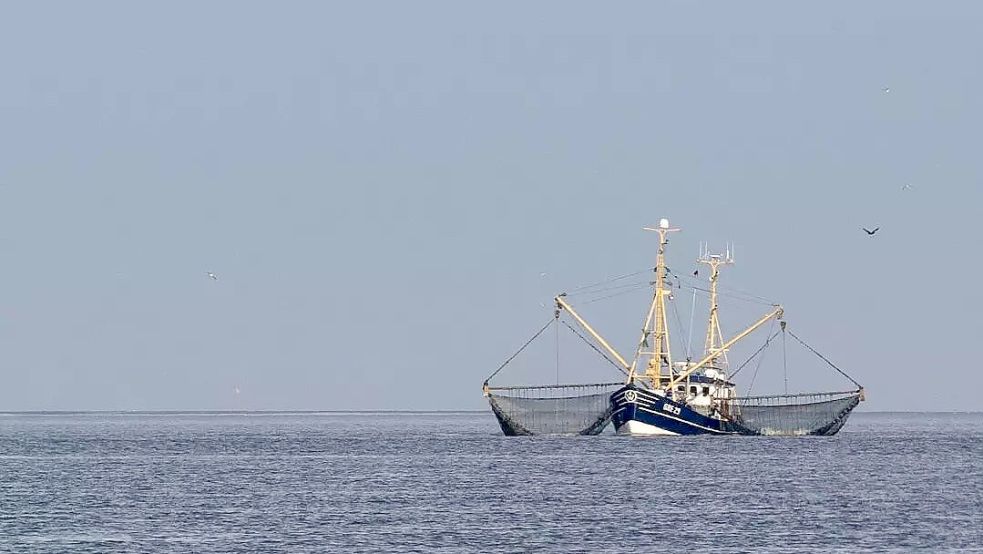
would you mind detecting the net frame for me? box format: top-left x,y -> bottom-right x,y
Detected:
723,390 -> 862,436
485,383 -> 623,436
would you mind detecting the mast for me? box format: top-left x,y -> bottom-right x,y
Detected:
630,219 -> 679,389
667,305 -> 784,389
699,242 -> 734,372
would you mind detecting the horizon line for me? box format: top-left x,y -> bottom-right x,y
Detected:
1,409 -> 981,415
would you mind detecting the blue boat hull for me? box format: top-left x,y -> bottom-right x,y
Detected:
610,385 -> 736,435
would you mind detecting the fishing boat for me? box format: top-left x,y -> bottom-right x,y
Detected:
483,219 -> 864,436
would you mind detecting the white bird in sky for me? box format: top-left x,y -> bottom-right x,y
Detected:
882,86 -> 891,93
901,183 -> 914,191
207,272 -> 218,281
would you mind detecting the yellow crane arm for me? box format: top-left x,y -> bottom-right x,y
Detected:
554,295 -> 631,372
667,305 -> 784,389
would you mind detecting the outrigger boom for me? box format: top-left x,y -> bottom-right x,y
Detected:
666,305 -> 783,389
554,295 -> 784,390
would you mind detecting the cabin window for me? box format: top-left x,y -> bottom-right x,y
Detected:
702,386 -> 710,396
676,385 -> 685,392
689,386 -> 697,396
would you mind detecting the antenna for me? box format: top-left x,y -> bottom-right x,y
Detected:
697,241 -> 736,371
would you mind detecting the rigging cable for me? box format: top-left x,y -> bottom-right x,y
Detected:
713,283 -> 776,305
729,329 -> 783,380
580,282 -> 653,304
560,320 -> 629,376
684,285 -> 776,307
672,273 -> 777,305
484,317 -> 556,385
568,268 -> 654,294
786,329 -> 863,389
669,293 -> 688,360
782,324 -> 788,394
686,287 -> 697,360
745,319 -> 777,395
567,279 -> 652,298
555,316 -> 560,385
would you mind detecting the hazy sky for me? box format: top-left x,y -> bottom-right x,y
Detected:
1,2 -> 980,411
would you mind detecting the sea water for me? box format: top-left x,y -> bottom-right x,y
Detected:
0,412 -> 980,553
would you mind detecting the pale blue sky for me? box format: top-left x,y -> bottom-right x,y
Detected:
1,1 -> 980,410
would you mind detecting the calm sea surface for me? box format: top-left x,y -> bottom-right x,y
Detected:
0,412 -> 980,553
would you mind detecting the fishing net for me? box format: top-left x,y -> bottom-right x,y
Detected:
725,391 -> 862,436
485,383 -> 623,435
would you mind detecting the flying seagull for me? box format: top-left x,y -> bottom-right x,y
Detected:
862,227 -> 880,236
207,272 -> 218,280
901,183 -> 913,191
882,87 -> 891,93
